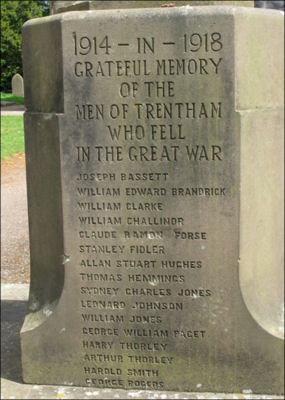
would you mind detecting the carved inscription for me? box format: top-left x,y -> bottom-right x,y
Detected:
68,26 -> 231,389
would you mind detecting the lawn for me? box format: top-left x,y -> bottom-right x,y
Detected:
1,92 -> 25,105
1,116 -> 25,161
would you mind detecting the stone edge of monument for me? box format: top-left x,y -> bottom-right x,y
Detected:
53,1 -> 254,14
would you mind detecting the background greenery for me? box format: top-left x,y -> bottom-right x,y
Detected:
1,116 -> 25,160
1,0 -> 49,92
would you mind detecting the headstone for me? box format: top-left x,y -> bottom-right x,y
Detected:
11,73 -> 24,97
21,1 -> 284,395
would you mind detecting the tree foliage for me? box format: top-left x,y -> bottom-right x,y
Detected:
1,1 -> 49,92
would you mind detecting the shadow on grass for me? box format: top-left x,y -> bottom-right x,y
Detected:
1,300 -> 27,383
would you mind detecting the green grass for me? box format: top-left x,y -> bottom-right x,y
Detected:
1,116 -> 24,161
1,92 -> 25,105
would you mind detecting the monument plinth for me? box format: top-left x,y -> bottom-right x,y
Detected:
21,3 -> 284,394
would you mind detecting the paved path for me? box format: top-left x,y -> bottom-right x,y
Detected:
1,154 -> 30,283
1,104 -> 30,283
1,103 -> 25,116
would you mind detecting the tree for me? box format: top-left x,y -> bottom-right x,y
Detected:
1,1 -> 49,92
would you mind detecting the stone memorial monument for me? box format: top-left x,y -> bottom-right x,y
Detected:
21,0 -> 284,395
11,73 -> 24,97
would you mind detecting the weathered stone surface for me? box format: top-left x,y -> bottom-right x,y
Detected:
50,1 -> 75,14
21,5 -> 284,394
11,73 -> 24,97
51,0 -> 253,14
235,10 -> 284,341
